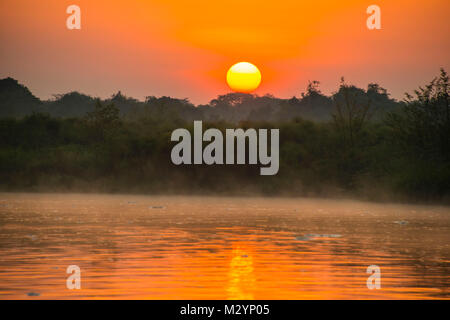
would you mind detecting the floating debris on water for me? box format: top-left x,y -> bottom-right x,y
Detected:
306,234 -> 342,238
295,234 -> 342,241
295,235 -> 312,241
323,234 -> 342,238
26,235 -> 38,241
394,220 -> 409,225
150,206 -> 166,209
27,292 -> 40,297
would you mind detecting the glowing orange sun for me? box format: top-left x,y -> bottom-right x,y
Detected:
226,62 -> 261,93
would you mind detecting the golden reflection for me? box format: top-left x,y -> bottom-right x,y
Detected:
227,245 -> 255,299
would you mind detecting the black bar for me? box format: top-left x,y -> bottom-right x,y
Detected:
1,300 -> 447,319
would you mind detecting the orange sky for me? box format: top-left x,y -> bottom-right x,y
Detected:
0,0 -> 449,104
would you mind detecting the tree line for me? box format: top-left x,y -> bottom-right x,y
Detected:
0,70 -> 448,203
0,76 -> 399,122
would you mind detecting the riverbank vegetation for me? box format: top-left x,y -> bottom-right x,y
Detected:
0,70 -> 448,203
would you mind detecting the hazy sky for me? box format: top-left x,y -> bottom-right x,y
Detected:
1,0 -> 449,104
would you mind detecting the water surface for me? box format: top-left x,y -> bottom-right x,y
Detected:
0,193 -> 448,299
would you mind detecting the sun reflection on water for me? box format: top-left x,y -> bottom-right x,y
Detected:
227,245 -> 255,299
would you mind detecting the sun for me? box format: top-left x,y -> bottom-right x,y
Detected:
226,62 -> 261,93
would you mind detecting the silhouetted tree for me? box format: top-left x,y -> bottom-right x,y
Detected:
85,100 -> 120,141
332,78 -> 373,149
386,68 -> 450,161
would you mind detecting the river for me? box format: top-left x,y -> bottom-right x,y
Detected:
0,193 -> 448,299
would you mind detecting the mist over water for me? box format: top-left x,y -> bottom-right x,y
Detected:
0,193 -> 448,299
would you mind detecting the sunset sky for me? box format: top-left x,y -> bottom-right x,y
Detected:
1,0 -> 449,104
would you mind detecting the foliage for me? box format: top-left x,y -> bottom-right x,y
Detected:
0,77 -> 400,122
0,70 -> 448,202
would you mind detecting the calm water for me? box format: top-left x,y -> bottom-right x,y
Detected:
0,193 -> 448,299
